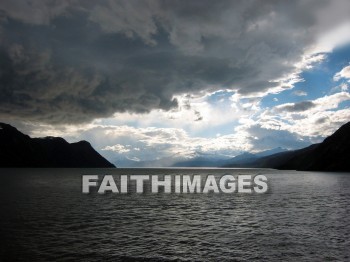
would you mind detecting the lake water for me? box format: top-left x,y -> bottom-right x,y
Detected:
0,168 -> 349,261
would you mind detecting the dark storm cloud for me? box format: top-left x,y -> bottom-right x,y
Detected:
0,0 -> 349,123
275,101 -> 316,113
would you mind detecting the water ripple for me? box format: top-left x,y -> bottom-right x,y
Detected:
0,168 -> 349,261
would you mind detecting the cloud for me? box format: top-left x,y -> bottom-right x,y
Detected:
330,83 -> 349,94
0,0 -> 350,124
10,90 -> 350,163
80,125 -> 255,161
275,101 -> 316,112
12,121 -> 255,161
0,0 -> 72,25
241,124 -> 312,151
334,65 -> 350,81
293,90 -> 308,96
312,22 -> 350,54
194,110 -> 203,121
260,92 -> 350,138
102,144 -> 130,153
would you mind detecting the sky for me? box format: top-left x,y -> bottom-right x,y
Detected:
1,0 -> 350,166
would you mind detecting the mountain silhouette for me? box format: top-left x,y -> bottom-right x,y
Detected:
0,123 -> 115,168
278,121 -> 350,171
225,122 -> 350,171
171,148 -> 287,168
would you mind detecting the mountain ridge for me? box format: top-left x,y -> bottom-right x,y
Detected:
225,122 -> 350,171
0,122 -> 115,168
171,147 -> 287,168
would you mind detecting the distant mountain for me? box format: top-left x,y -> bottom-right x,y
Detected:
116,155 -> 184,168
225,122 -> 350,171
172,157 -> 222,167
0,123 -> 115,168
116,152 -> 233,168
228,152 -> 257,162
171,148 -> 287,167
217,147 -> 287,167
171,151 -> 233,167
133,154 -> 193,168
255,147 -> 286,157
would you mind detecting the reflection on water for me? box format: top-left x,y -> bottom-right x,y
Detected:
0,168 -> 349,261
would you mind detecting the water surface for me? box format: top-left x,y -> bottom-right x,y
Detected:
0,168 -> 349,261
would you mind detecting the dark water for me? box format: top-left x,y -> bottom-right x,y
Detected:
0,168 -> 349,261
